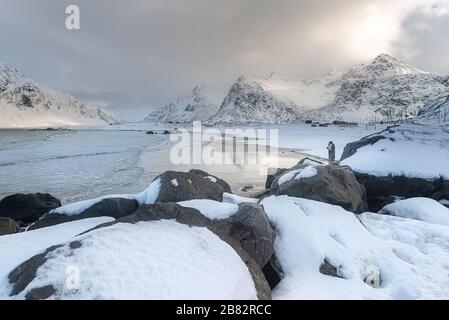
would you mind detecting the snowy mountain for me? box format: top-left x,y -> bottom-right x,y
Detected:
417,95 -> 449,123
0,64 -> 117,128
208,54 -> 449,124
142,86 -> 224,124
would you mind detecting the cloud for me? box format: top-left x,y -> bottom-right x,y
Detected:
0,0 -> 447,120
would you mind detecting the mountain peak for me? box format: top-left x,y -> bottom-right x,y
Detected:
368,53 -> 424,76
0,63 -> 26,88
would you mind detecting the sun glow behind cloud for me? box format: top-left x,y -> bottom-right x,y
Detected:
345,0 -> 446,61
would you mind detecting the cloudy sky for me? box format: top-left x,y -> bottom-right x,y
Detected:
1,0 -> 448,120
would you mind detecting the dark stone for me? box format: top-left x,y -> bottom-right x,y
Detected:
28,198 -> 138,230
354,172 -> 449,211
146,130 -> 154,135
340,135 -> 386,161
25,285 -> 56,300
8,245 -> 62,296
271,165 -> 368,213
262,254 -> 283,290
319,260 -> 342,278
155,171 -> 226,203
225,203 -> 275,267
0,217 -> 19,235
0,193 -> 61,224
188,169 -> 232,193
265,168 -> 288,189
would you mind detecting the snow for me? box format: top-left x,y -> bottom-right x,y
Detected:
0,64 -> 116,129
178,199 -> 239,220
171,179 -> 178,187
0,217 -> 114,283
209,54 -> 449,125
277,165 -> 318,186
52,179 -> 161,216
342,123 -> 449,179
206,176 -> 217,183
379,198 -> 449,227
222,192 -> 259,204
5,220 -> 258,300
261,195 -> 449,300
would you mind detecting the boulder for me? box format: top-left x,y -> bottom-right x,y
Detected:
0,217 -> 19,235
0,193 -> 61,224
188,169 -> 232,193
9,202 -> 272,300
217,203 -> 275,267
265,168 -> 288,189
271,165 -> 368,213
354,172 -> 448,211
154,171 -> 227,203
340,135 -> 386,161
28,198 -> 138,231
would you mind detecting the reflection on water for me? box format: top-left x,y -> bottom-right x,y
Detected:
0,128 -> 307,204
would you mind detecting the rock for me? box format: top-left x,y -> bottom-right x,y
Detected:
265,168 -> 288,189
27,198 -> 138,230
0,217 -> 19,235
271,165 -> 368,213
154,171 -> 227,202
146,130 -> 154,134
261,254 -> 283,290
340,135 -> 386,161
9,202 -> 272,300
222,203 -> 275,267
188,169 -> 232,193
0,193 -> 61,224
354,172 -> 448,211
319,260 -> 343,278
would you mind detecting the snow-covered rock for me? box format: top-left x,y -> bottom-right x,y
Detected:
262,195 -> 449,299
379,197 -> 449,227
0,217 -> 115,284
3,220 -> 258,300
270,164 -> 368,213
142,85 -> 224,124
0,64 -> 117,128
341,122 -> 449,179
208,54 -> 449,124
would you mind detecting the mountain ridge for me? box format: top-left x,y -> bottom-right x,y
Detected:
0,64 -> 117,128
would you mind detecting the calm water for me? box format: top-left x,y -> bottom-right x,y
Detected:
0,126 -> 304,204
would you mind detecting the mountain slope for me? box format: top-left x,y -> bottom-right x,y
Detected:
209,54 -> 449,124
142,86 -> 224,124
0,64 -> 117,128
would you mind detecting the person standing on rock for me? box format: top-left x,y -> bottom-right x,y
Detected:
327,141 -> 336,165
